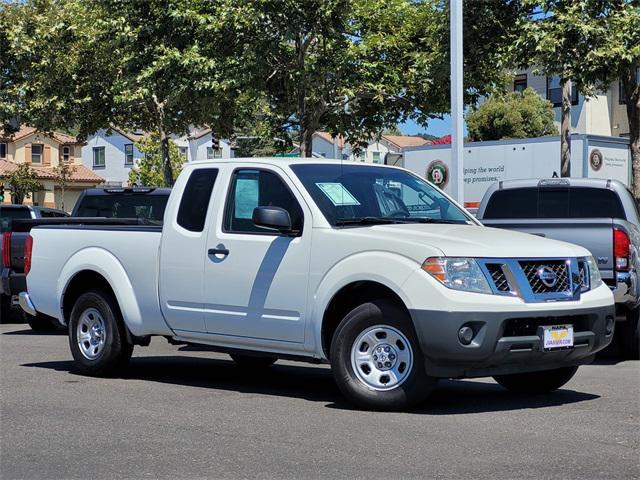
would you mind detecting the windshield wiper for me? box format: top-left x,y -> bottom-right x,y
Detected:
395,217 -> 468,224
335,217 -> 408,226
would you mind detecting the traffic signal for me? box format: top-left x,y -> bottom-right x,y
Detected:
0,184 -> 4,203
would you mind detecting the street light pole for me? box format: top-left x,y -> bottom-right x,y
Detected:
450,0 -> 464,206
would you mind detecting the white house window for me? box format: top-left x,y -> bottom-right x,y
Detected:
207,146 -> 222,159
0,142 -> 6,159
179,146 -> 188,159
372,151 -> 381,164
93,146 -> 106,168
124,143 -> 134,165
31,144 -> 43,163
547,76 -> 578,107
513,74 -> 527,92
62,146 -> 70,162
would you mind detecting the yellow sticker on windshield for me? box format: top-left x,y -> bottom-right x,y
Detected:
316,182 -> 361,206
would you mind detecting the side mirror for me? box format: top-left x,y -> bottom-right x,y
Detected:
252,206 -> 292,233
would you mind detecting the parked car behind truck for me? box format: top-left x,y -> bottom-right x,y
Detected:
0,205 -> 68,322
477,178 -> 639,358
20,159 -> 614,410
1,187 -> 170,329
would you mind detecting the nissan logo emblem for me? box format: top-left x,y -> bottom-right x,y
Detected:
537,266 -> 558,288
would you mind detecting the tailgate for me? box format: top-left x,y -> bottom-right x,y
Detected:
481,218 -> 614,273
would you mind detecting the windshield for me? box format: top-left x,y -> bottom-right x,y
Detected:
74,194 -> 168,223
290,163 -> 471,226
0,207 -> 31,233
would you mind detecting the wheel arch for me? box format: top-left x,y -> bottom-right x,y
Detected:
57,248 -> 143,334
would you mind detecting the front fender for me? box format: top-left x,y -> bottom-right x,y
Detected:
57,247 -> 145,334
309,251 -> 421,359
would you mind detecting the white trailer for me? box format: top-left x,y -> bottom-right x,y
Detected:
401,134 -> 631,208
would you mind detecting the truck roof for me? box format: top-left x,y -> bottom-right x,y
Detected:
188,157 -> 401,168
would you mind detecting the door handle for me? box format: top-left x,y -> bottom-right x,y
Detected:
208,247 -> 229,256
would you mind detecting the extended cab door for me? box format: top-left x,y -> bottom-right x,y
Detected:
159,168 -> 219,333
202,165 -> 311,343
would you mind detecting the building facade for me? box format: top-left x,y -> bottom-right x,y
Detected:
83,127 -> 234,187
1,126 -> 103,210
510,68 -> 639,138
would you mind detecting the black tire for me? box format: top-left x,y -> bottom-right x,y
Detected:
68,289 -> 133,376
230,354 -> 277,369
493,366 -> 579,394
25,312 -> 64,332
330,299 -> 436,411
619,308 -> 640,360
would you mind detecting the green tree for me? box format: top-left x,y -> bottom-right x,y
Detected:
52,161 -> 77,211
513,0 -> 640,184
7,163 -> 41,205
4,0 -> 259,186
129,134 -> 184,187
246,0 -> 530,156
466,88 -> 558,141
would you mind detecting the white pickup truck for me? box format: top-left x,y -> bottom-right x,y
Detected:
21,158 -> 615,410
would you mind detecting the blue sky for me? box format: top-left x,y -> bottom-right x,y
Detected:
399,115 -> 468,138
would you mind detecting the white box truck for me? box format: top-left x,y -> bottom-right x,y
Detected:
401,134 -> 631,208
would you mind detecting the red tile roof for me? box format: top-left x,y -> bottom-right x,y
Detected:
0,125 -> 81,145
0,160 -> 104,183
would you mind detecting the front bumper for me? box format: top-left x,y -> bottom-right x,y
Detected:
410,304 -> 615,378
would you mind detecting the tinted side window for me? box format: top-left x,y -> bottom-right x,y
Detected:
568,188 -> 625,219
177,168 -> 218,232
482,188 -> 538,219
224,169 -> 303,234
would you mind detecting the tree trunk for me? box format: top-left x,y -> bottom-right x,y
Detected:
622,67 -> 640,198
560,78 -> 572,177
299,126 -> 314,158
159,129 -> 173,187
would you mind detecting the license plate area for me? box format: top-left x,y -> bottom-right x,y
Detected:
540,324 -> 574,350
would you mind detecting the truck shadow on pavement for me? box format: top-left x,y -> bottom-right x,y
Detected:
3,328 -> 66,336
22,354 -> 600,415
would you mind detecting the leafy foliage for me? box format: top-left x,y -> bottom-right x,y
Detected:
52,161 -> 77,211
129,134 -> 184,187
513,0 -> 640,191
466,88 -> 558,141
7,163 -> 41,205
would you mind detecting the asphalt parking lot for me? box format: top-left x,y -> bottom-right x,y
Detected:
0,323 -> 638,480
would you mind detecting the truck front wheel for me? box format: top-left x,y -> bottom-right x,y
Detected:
68,290 -> 133,376
330,300 -> 436,411
493,366 -> 579,394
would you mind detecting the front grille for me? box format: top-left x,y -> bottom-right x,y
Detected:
578,260 -> 589,291
486,264 -> 510,292
519,260 -> 570,294
503,315 -> 590,337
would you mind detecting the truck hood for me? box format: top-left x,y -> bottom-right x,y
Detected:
360,223 -> 590,260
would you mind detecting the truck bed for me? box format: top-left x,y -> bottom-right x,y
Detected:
27,225 -> 168,335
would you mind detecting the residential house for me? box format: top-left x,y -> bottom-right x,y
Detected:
510,67 -> 640,138
350,135 -> 431,164
83,127 -> 234,186
0,126 -> 103,210
171,128 -> 234,163
82,127 -> 146,186
310,132 -> 350,159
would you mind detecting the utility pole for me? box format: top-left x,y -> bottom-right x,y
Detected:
450,0 -> 464,206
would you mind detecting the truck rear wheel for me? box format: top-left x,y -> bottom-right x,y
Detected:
493,366 -> 579,394
330,299 -> 436,411
229,354 -> 277,369
68,289 -> 133,376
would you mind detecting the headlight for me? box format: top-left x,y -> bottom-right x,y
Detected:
422,257 -> 492,294
586,256 -> 602,289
